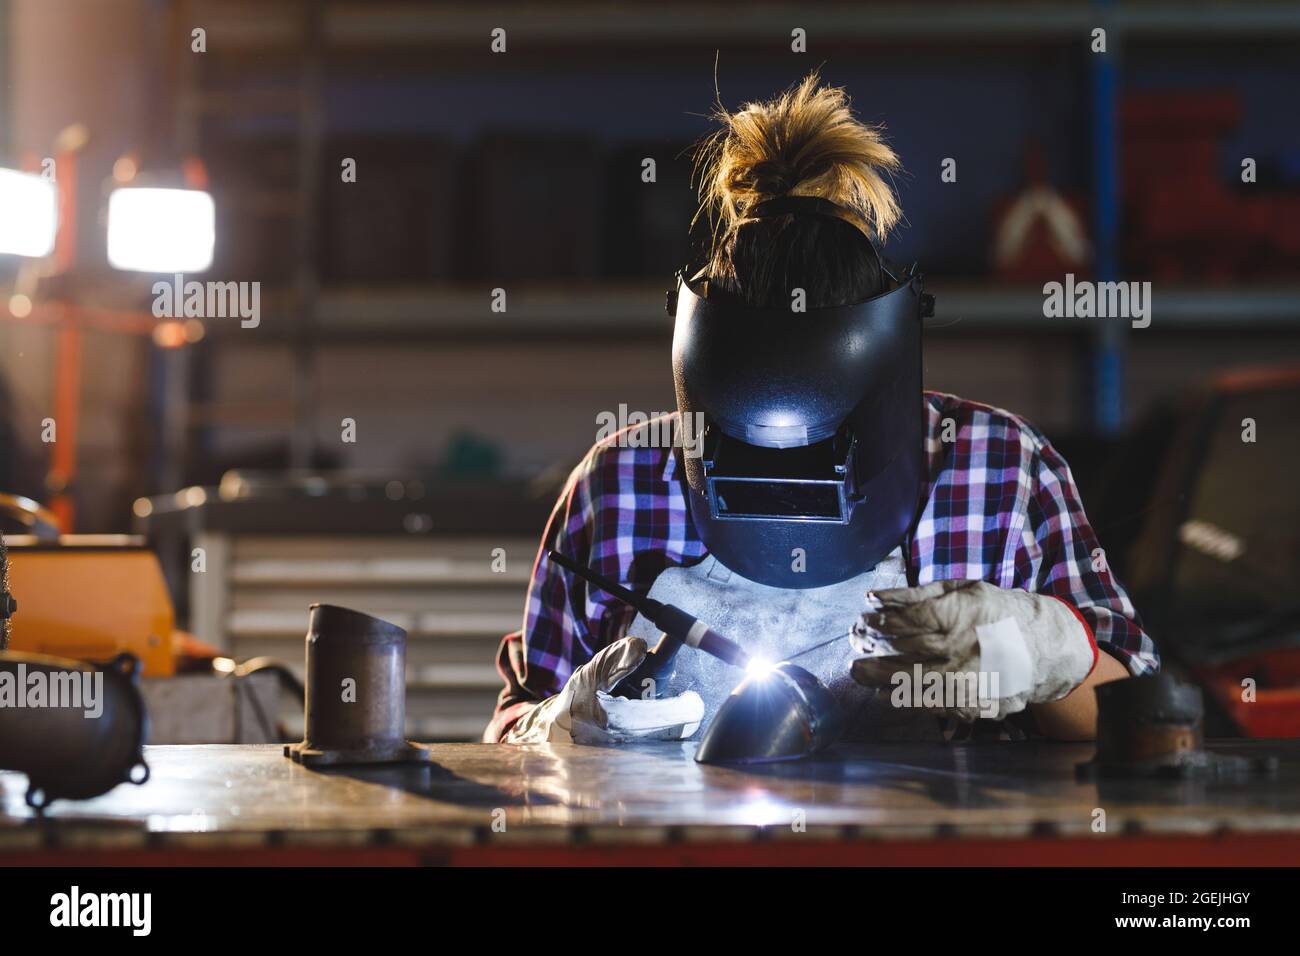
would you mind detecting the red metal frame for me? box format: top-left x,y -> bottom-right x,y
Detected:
4,832 -> 1300,867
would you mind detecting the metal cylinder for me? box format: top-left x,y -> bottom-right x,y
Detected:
696,661 -> 843,765
1079,672 -> 1277,781
0,651 -> 149,810
1094,672 -> 1205,766
285,604 -> 431,766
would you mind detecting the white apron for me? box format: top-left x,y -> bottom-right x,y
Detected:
626,548 -> 947,741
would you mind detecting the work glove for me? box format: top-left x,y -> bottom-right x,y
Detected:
849,580 -> 1098,722
504,636 -> 705,745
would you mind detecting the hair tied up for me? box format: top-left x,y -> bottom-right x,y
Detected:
694,71 -> 902,249
747,158 -> 798,197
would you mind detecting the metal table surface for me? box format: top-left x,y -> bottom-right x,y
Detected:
3,740 -> 1299,865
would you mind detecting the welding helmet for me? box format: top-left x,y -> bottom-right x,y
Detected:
668,195 -> 934,589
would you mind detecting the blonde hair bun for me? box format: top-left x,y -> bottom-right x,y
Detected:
697,71 -> 902,244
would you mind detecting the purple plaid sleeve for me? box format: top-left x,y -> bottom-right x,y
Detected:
913,393 -> 1159,675
484,424 -> 706,740
486,395 -> 1158,739
1020,420 -> 1160,675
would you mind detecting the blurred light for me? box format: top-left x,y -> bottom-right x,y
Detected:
7,294 -> 33,319
107,187 -> 215,273
1179,519 -> 1244,562
745,656 -> 776,678
211,656 -> 237,675
734,797 -> 789,827
0,168 -> 58,257
53,123 -> 89,155
112,156 -> 139,184
132,497 -> 153,518
175,486 -> 207,508
181,156 -> 209,191
152,319 -> 188,349
404,513 -> 433,533
183,318 -> 205,343
218,473 -> 250,501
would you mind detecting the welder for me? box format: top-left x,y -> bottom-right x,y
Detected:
486,72 -> 1159,747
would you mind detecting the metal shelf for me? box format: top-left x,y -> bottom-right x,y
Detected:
173,0 -> 1300,445
188,2 -> 1300,49
201,283 -> 1300,339
927,285 -> 1300,330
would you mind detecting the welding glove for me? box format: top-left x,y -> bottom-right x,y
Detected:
504,636 -> 705,745
848,580 -> 1098,722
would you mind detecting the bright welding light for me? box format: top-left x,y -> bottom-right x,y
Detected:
0,168 -> 58,258
745,655 -> 776,678
734,797 -> 788,827
107,187 -> 215,273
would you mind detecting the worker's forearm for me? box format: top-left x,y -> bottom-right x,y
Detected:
1029,650 -> 1131,741
484,700 -> 539,743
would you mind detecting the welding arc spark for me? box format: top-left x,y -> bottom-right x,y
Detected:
782,628 -> 854,662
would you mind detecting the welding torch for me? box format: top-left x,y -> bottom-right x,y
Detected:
545,549 -> 750,697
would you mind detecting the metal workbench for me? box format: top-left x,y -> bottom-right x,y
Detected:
2,741 -> 1299,865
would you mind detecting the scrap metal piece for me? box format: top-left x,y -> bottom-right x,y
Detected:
1077,673 -> 1278,780
0,651 -> 150,811
285,604 -> 432,767
695,661 -> 843,765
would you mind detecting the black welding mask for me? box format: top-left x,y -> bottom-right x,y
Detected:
669,196 -> 934,589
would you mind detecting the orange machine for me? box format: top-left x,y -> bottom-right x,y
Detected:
4,534 -> 176,677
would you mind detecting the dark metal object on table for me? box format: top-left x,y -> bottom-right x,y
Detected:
695,661 -> 843,765
284,604 -> 432,767
0,651 -> 150,811
1077,673 -> 1278,780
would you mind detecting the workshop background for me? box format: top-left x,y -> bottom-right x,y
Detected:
1,0 -> 1298,744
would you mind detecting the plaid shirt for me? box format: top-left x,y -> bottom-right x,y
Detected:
485,391 -> 1160,740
